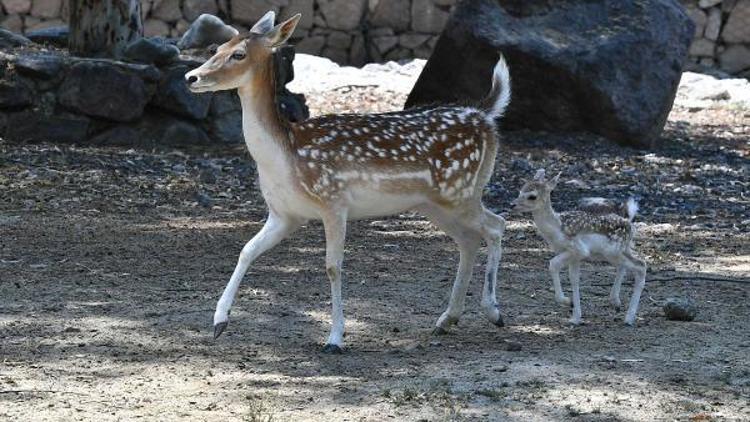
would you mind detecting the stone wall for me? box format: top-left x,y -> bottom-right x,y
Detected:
682,0 -> 750,76
0,0 -> 457,66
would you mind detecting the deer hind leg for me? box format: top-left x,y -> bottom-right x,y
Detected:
549,252 -> 573,307
480,206 -> 506,327
610,265 -> 627,310
213,212 -> 302,339
622,251 -> 647,326
420,204 -> 482,335
321,209 -> 348,353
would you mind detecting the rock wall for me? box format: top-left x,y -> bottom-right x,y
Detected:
0,47 -> 246,146
682,0 -> 750,76
0,0 -> 457,66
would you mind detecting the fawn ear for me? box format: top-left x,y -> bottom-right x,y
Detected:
548,172 -> 562,189
251,10 -> 276,34
265,14 -> 301,48
533,169 -> 546,181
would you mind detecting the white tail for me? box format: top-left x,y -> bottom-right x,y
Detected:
482,56 -> 512,124
625,197 -> 638,222
185,12 -> 512,351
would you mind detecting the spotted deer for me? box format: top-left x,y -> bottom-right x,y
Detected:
513,170 -> 647,326
185,11 -> 511,353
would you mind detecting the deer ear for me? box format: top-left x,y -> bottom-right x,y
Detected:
250,10 -> 276,34
265,14 -> 301,48
548,172 -> 562,189
533,169 -> 546,181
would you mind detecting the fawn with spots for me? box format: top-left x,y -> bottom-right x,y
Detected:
185,11 -> 512,353
513,169 -> 647,326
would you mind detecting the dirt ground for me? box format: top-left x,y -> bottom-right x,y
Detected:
1,86 -> 749,421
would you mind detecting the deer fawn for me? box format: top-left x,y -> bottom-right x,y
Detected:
513,170 -> 647,326
185,12 -> 511,353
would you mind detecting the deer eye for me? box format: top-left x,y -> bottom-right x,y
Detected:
528,195 -> 537,201
231,51 -> 246,60
207,44 -> 218,55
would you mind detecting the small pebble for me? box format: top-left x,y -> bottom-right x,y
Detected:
663,297 -> 698,321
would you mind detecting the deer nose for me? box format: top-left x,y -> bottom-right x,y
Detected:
185,74 -> 199,85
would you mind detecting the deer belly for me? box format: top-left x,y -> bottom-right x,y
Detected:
345,188 -> 424,220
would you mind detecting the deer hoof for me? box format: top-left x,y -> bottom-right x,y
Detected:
432,326 -> 449,336
492,315 -> 505,328
213,321 -> 228,339
321,344 -> 343,354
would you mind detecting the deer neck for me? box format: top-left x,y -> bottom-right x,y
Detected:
531,203 -> 567,249
236,58 -> 291,176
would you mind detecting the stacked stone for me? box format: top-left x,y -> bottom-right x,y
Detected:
0,0 -> 456,66
683,0 -> 750,76
0,0 -> 67,34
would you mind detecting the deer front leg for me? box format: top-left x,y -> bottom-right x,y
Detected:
549,252 -> 573,307
480,208 -> 506,327
321,209 -> 348,353
610,265 -> 627,310
213,212 -> 301,339
568,259 -> 583,325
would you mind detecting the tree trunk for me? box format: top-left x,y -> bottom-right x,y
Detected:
69,0 -> 143,58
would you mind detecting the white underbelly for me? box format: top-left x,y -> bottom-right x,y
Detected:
344,188 -> 425,220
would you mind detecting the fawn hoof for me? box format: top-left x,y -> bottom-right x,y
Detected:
432,326 -> 449,336
492,315 -> 505,328
213,321 -> 228,339
556,297 -> 572,308
321,343 -> 343,354
624,317 -> 636,327
568,318 -> 583,326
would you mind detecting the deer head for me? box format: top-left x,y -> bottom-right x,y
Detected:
512,169 -> 561,212
185,11 -> 301,93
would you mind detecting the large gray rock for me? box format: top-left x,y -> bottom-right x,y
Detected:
58,61 -> 153,122
182,0 -> 218,21
153,65 -> 212,119
177,14 -> 239,49
0,77 -> 34,109
406,0 -> 694,147
369,0 -> 411,32
124,37 -> 180,65
14,53 -> 65,79
5,111 -> 89,143
0,28 -> 31,48
721,0 -> 750,43
25,25 -> 68,47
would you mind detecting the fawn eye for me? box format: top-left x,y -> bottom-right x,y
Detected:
231,51 -> 246,60
528,195 -> 537,201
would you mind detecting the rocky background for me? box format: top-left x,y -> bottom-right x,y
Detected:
0,0 -> 457,66
682,0 -> 750,76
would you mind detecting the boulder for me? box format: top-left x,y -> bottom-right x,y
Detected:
182,0 -> 218,22
30,0 -> 62,19
58,61 -> 152,122
280,0 -> 314,30
14,52 -> 65,79
231,0 -> 280,25
177,14 -> 239,50
153,64 -> 212,119
718,44 -> 750,73
124,37 -> 180,65
207,110 -> 243,143
406,0 -> 694,147
162,119 -> 211,144
0,77 -> 33,109
152,0 -> 183,22
0,27 -> 31,48
5,111 -> 89,143
24,25 -> 68,47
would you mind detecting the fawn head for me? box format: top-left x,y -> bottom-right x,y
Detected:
512,169 -> 560,212
185,11 -> 300,93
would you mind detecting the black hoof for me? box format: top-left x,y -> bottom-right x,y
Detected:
213,321 -> 228,339
432,326 -> 449,336
321,343 -> 343,354
493,315 -> 505,328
